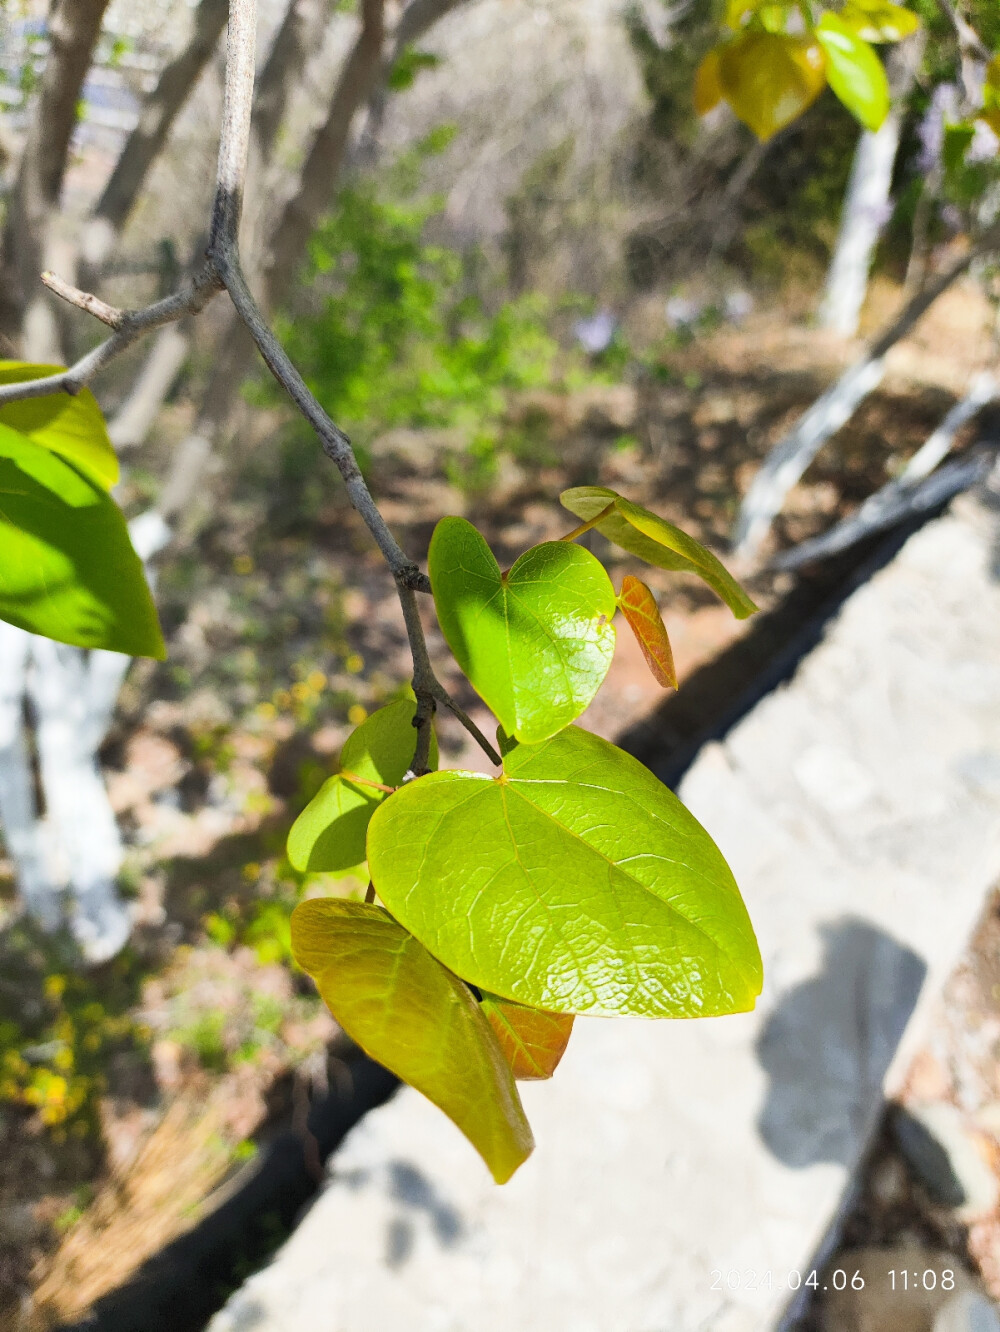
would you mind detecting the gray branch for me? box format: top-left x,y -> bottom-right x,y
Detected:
0,0 -> 496,773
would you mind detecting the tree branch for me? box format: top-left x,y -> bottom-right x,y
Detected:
0,0 -> 496,771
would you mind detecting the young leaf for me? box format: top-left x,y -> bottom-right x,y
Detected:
839,0 -> 920,44
0,362 -> 119,490
480,994 -> 574,1080
560,486 -> 757,619
0,425 -> 164,657
290,899 -> 534,1183
368,725 -> 763,1019
717,31 -> 826,141
815,13 -> 890,132
428,516 -> 616,743
618,575 -> 677,689
287,699 -> 437,874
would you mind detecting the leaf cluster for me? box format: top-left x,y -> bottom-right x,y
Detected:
290,491 -> 763,1181
696,0 -> 921,140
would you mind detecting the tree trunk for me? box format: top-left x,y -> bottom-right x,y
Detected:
81,0 -> 230,270
817,36 -> 925,338
0,0 -> 112,355
733,224 -> 1000,561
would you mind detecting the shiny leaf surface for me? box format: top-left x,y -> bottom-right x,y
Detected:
560,486 -> 757,619
287,699 -> 437,874
291,899 -> 534,1182
0,425 -> 164,656
839,0 -> 920,43
429,516 -> 616,743
618,575 -> 677,689
480,994 -> 574,1080
816,13 -> 890,131
0,362 -> 119,490
368,726 -> 762,1018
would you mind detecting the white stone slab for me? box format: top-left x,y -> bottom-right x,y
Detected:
210,499 -> 1000,1332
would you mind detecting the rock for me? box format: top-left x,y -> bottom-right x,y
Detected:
894,1103 -> 999,1218
209,504 -> 1000,1332
934,1292 -> 1000,1332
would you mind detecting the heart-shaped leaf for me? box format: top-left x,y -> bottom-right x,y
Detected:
561,486 -> 757,620
429,516 -> 616,743
816,13 -> 890,132
291,899 -> 534,1183
839,0 -> 919,43
0,362 -> 119,490
0,425 -> 164,657
618,575 -> 677,689
287,699 -> 437,875
718,31 -> 827,141
480,994 -> 574,1080
368,725 -> 762,1018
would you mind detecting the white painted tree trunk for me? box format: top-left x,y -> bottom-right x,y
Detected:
0,512 -> 170,963
817,115 -> 901,337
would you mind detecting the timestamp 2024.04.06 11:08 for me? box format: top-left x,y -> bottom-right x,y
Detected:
709,1268 -> 958,1295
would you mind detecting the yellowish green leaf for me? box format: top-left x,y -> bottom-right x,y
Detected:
718,31 -> 826,140
816,13 -> 890,132
290,899 -> 534,1183
0,362 -> 118,490
560,486 -> 757,619
287,699 -> 437,875
694,47 -> 724,115
839,0 -> 920,43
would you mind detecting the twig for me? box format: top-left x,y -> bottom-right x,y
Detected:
0,0 -> 495,772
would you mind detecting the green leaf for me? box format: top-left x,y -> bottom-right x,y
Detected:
290,899 -> 534,1183
287,699 -> 437,875
0,425 -> 164,657
717,31 -> 827,140
839,0 -> 920,43
368,725 -> 762,1018
480,994 -> 574,1080
428,516 -> 616,743
0,362 -> 119,490
815,13 -> 890,132
560,486 -> 757,619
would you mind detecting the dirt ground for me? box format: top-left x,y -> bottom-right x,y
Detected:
2,273 -> 998,1330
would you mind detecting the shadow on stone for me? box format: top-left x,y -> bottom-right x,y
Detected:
756,919 -> 925,1168
382,1160 -> 464,1268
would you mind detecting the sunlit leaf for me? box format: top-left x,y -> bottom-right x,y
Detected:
368,725 -> 762,1018
618,575 -> 677,689
980,55 -> 1000,136
839,0 -> 920,43
291,899 -> 533,1183
0,362 -> 119,490
287,699 -> 437,874
429,516 -> 616,743
560,486 -> 757,619
816,13 -> 890,132
694,48 -> 724,115
0,425 -> 164,657
717,31 -> 826,140
480,994 -> 574,1080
